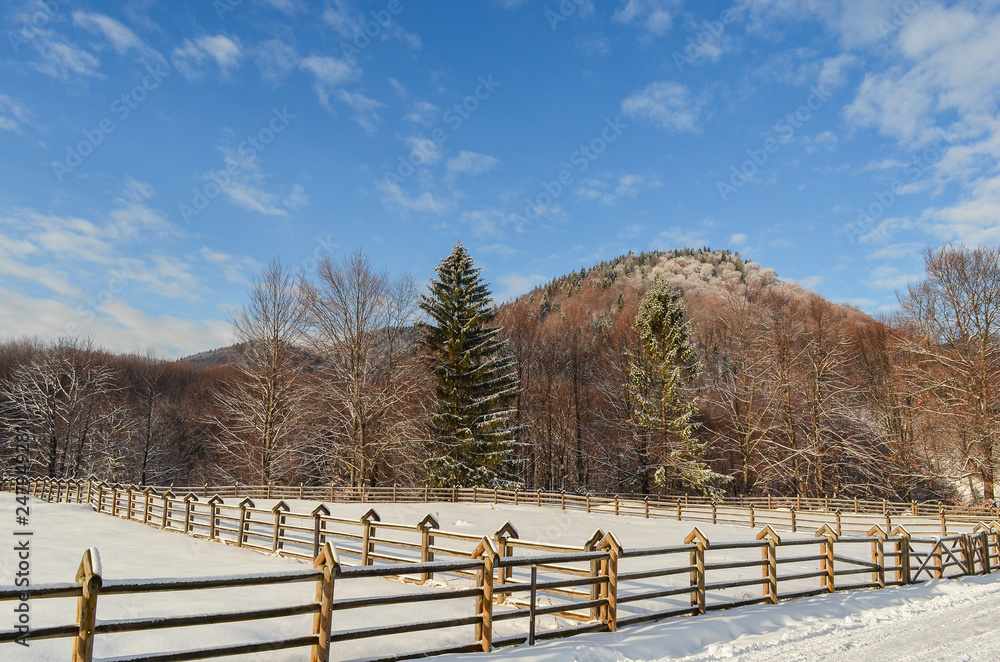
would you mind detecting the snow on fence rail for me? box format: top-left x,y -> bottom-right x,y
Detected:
5,478 -> 1000,661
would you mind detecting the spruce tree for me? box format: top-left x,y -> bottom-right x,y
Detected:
627,277 -> 728,495
419,242 -> 522,488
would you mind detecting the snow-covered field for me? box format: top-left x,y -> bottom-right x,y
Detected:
3,493 -> 999,661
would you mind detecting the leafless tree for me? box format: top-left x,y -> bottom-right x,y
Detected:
300,250 -> 424,487
898,245 -> 1000,502
212,260 -> 314,483
1,337 -> 124,478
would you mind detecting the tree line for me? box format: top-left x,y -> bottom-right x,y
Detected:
2,243 -> 998,504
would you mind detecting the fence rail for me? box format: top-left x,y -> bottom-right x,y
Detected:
5,478 -> 1000,661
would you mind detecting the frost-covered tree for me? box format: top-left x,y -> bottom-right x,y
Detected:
419,242 -> 522,488
627,277 -> 727,495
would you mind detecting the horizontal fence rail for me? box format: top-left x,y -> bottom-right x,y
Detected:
5,478 -> 1000,661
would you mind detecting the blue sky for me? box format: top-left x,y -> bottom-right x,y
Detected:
1,0 -> 998,357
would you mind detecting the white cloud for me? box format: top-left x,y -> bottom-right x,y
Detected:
172,35 -> 243,81
865,265 -> 923,291
730,233 -> 748,246
495,272 -> 546,301
0,95 -> 29,133
613,0 -> 676,38
205,148 -> 306,218
446,151 -> 499,182
405,136 -> 443,166
72,11 -> 164,64
621,81 -> 703,134
200,247 -> 260,284
376,179 -> 454,215
28,29 -> 101,79
404,101 -> 439,125
254,38 -> 300,85
337,90 -> 385,133
300,55 -> 360,107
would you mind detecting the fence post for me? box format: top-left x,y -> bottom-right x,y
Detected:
676,499 -> 682,521
711,502 -> 717,525
756,526 -> 780,604
562,490 -> 567,511
835,509 -> 842,537
685,527 -> 709,615
360,508 -> 381,565
584,529 -> 605,620
493,522 -> 518,583
143,488 -> 156,525
419,514 -> 440,583
237,497 -> 255,548
160,490 -> 175,529
272,500 -> 290,553
86,479 -> 94,506
644,496 -> 649,519
940,511 -> 948,536
208,495 -> 223,540
816,524 -> 837,593
473,537 -> 498,653
299,483 -> 304,500
597,532 -> 622,632
960,534 -> 975,575
183,493 -> 198,534
854,497 -> 858,514
749,504 -> 755,529
867,525 -> 886,588
72,547 -> 102,662
537,490 -> 542,507
312,505 -> 330,560
790,507 -> 797,533
614,495 -> 620,516
452,486 -> 458,503
586,493 -> 592,513
890,525 -> 911,585
311,542 -> 339,662
110,484 -> 120,518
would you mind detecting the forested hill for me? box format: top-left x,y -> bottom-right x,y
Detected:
505,248 -> 870,334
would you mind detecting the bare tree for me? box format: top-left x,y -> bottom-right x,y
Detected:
212,260 -> 314,483
898,245 -> 1000,502
1,337 -> 124,478
300,250 -> 423,487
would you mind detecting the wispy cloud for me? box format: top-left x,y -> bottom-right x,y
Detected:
621,81 -> 704,134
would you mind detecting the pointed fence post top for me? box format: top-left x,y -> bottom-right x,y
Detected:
473,536 -> 500,562
76,547 -> 103,593
989,520 -> 1000,534
973,521 -> 991,533
314,542 -> 341,572
144,487 -> 158,496
238,497 -> 255,509
271,500 -> 290,514
685,526 -> 710,547
584,528 -> 605,551
756,525 -> 782,544
867,524 -> 887,539
597,530 -> 624,554
493,521 -> 519,543
207,495 -> 225,506
418,513 -> 440,530
311,504 -> 331,517
162,489 -> 176,500
815,523 -> 838,540
183,493 -> 199,503
360,507 -> 381,524
889,524 -> 912,538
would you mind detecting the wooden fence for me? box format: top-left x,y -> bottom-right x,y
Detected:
5,478 -> 1000,661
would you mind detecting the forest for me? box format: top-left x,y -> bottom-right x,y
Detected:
2,243 -> 998,505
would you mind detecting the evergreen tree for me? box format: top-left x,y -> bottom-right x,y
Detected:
626,277 -> 728,495
419,242 -> 522,488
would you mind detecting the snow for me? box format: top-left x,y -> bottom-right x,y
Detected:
4,493 -> 1000,661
